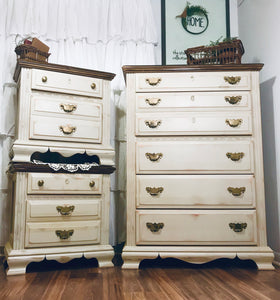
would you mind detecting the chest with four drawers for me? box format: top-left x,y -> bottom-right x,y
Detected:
122,64 -> 274,270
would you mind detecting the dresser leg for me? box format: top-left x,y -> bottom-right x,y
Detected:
122,258 -> 142,269
237,252 -> 275,270
85,250 -> 114,268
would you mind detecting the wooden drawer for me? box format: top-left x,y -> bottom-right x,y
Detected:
136,92 -> 251,111
26,199 -> 101,220
30,115 -> 101,143
32,69 -> 102,98
136,210 -> 257,245
28,173 -> 102,194
136,72 -> 251,92
136,138 -> 254,174
136,175 -> 255,208
25,220 -> 100,248
136,111 -> 252,136
31,95 -> 102,119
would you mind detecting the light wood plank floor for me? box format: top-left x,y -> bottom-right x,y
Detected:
1,257 -> 280,300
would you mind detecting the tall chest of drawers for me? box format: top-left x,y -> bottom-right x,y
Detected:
4,60 -> 116,275
122,64 -> 274,270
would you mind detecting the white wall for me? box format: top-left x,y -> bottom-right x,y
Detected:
238,0 -> 280,264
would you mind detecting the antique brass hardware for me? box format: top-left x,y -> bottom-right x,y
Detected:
55,229 -> 74,240
145,153 -> 163,162
225,96 -> 242,105
146,222 -> 164,232
145,78 -> 161,86
227,187 -> 246,197
226,152 -> 244,161
37,180 -> 44,187
224,76 -> 241,85
59,125 -> 76,135
89,180 -> 95,188
41,76 -> 47,83
145,120 -> 161,128
229,223 -> 247,232
146,187 -> 164,196
60,103 -> 77,113
145,98 -> 161,106
225,119 -> 243,128
56,205 -> 75,216
91,83 -> 96,89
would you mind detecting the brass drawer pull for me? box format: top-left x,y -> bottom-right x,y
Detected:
225,119 -> 243,128
56,205 -> 75,216
59,125 -> 76,135
227,187 -> 246,197
55,230 -> 74,240
145,98 -> 161,106
145,120 -> 161,128
224,76 -> 241,85
89,180 -> 95,188
60,103 -> 77,113
225,96 -> 242,105
146,222 -> 164,232
41,76 -> 47,83
226,152 -> 244,161
146,187 -> 164,196
91,83 -> 96,90
146,78 -> 161,86
229,223 -> 247,233
145,152 -> 163,162
37,180 -> 44,187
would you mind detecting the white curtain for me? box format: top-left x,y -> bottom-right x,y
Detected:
0,0 -> 158,246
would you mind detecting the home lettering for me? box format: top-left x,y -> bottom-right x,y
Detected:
187,16 -> 204,28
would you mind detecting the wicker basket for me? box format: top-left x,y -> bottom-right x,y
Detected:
15,44 -> 51,63
185,39 -> 244,65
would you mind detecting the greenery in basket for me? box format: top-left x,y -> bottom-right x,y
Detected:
208,36 -> 238,47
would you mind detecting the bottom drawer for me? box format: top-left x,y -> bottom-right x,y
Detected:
136,210 -> 257,245
25,220 -> 100,248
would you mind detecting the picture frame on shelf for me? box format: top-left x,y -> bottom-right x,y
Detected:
161,0 -> 230,65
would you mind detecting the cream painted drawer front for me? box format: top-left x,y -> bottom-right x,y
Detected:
136,210 -> 257,245
28,173 -> 102,194
136,112 -> 252,136
136,72 -> 251,92
26,199 -> 101,220
30,115 -> 101,143
136,139 -> 254,174
137,175 -> 255,208
136,92 -> 251,111
32,69 -> 102,98
31,95 -> 102,119
25,220 -> 101,248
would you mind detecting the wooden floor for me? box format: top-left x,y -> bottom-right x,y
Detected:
1,256 -> 280,300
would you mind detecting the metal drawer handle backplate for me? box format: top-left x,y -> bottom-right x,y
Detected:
146,187 -> 164,196
56,205 -> 75,216
37,180 -> 44,187
224,76 -> 241,85
60,104 -> 77,113
227,187 -> 246,197
145,153 -> 163,162
146,78 -> 161,86
41,76 -> 47,83
55,229 -> 74,240
145,120 -> 161,128
226,152 -> 244,161
146,222 -> 164,232
226,119 -> 243,128
229,223 -> 247,233
145,98 -> 161,106
59,125 -> 76,135
225,96 -> 242,105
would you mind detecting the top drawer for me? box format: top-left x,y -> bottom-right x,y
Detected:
32,69 -> 103,98
136,72 -> 251,92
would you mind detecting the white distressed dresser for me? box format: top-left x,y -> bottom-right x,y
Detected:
122,64 -> 274,270
4,60 -> 116,275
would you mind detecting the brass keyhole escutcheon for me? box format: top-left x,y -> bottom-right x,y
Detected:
42,76 -> 47,83
37,180 -> 44,187
91,83 -> 96,90
89,181 -> 95,188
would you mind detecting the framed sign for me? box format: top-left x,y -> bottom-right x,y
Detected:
161,0 -> 230,65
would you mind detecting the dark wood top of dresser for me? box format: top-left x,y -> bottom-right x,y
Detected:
14,59 -> 116,82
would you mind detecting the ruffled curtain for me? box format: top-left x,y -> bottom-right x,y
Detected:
0,0 -> 158,245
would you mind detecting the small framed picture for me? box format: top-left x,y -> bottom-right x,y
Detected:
161,0 -> 230,65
